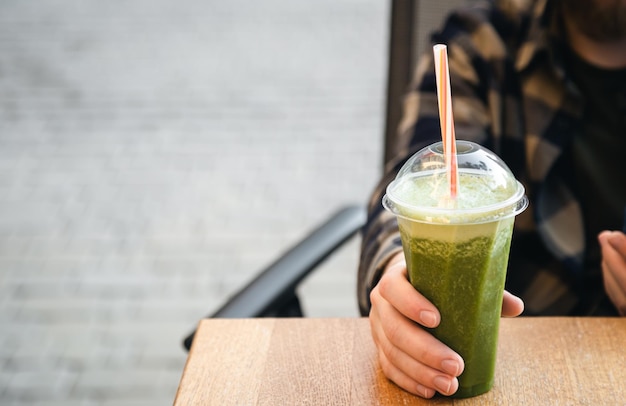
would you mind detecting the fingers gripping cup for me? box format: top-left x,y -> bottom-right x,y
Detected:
383,140 -> 528,398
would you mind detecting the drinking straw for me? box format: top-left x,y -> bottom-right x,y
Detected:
433,44 -> 459,199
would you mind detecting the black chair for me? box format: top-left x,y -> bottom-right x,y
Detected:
182,0 -> 462,351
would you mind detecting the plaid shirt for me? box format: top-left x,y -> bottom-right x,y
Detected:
358,0 -> 617,316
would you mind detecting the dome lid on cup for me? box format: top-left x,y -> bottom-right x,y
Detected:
382,140 -> 527,224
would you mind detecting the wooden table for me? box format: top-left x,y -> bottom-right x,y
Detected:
174,317 -> 626,405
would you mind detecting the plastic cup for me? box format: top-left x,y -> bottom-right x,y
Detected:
382,140 -> 528,398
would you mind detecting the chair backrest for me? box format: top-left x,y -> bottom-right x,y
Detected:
384,0 -> 467,166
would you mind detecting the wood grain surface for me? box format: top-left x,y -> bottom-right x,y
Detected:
174,317 -> 626,405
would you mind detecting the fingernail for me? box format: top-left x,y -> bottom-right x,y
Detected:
441,359 -> 460,376
607,234 -> 623,250
433,376 -> 452,395
598,231 -> 615,245
419,310 -> 437,327
416,384 -> 435,398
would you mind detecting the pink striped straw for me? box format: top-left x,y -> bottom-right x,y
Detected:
433,44 -> 459,199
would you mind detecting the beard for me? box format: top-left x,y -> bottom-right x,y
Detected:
560,0 -> 626,41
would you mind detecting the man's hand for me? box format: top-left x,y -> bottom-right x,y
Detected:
598,231 -> 626,316
368,252 -> 524,398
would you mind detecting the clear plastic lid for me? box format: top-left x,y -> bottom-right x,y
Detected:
383,140 -> 528,224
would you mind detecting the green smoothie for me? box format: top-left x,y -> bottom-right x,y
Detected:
398,216 -> 514,397
390,169 -> 521,398
383,141 -> 527,398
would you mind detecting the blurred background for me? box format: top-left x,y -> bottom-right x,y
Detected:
0,0 -> 387,404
